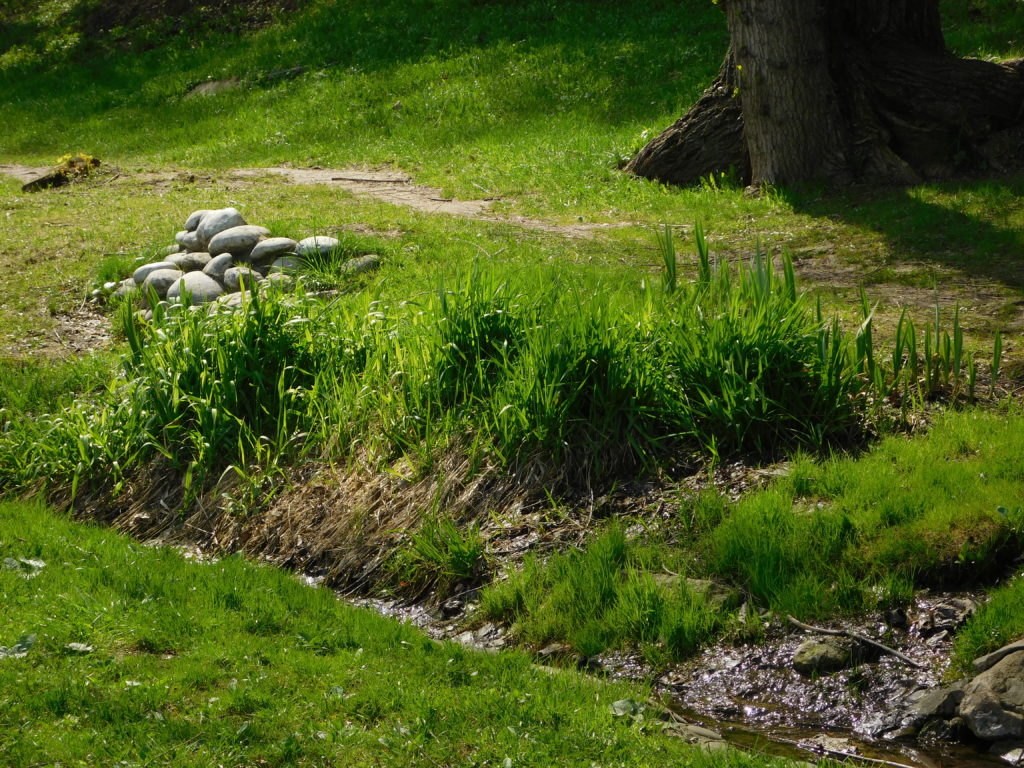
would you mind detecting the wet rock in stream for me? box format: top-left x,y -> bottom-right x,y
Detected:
792,636 -> 859,676
961,650 -> 1024,740
646,594 -> 999,761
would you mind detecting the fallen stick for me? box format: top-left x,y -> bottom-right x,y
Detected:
330,176 -> 409,183
769,732 -> 920,768
787,615 -> 924,669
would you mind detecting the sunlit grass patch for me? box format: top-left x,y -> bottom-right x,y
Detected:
0,500 -> 794,767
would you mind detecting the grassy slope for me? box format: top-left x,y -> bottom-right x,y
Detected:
483,407 -> 1024,661
0,2 -> 1022,759
1,0 -> 1023,362
0,499 -> 787,768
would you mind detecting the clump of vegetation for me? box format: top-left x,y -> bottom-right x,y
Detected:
481,526 -> 731,661
388,516 -> 485,598
0,230 -> 903,500
953,563 -> 1024,675
484,408 -> 1024,660
0,229 -> 1006,593
53,152 -> 99,178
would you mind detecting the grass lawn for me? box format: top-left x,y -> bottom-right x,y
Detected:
0,1 -> 1023,764
0,499 -> 787,768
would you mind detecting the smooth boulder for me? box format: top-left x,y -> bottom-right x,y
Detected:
133,261 -> 177,285
295,235 -> 339,258
792,637 -> 854,676
196,207 -> 246,248
203,253 -> 234,282
175,230 -> 202,252
975,641 -> 1024,674
264,272 -> 295,290
249,237 -> 298,264
168,252 -> 212,272
184,209 -> 211,231
269,256 -> 302,273
223,266 -> 263,293
962,651 -> 1024,740
341,254 -> 381,275
113,278 -> 138,298
142,268 -> 185,299
167,272 -> 225,305
207,225 -> 270,257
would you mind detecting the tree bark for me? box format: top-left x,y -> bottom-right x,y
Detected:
625,0 -> 1024,188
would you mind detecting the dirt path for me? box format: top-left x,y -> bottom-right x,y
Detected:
0,163 -> 633,239
0,163 -> 50,184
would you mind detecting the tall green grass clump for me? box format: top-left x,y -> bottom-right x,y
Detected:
388,516 -> 485,597
481,526 -> 729,660
1,232 -> 971,516
484,240 -> 861,474
0,291 -> 320,498
953,568 -> 1024,674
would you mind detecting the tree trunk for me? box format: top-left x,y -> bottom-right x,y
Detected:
625,0 -> 1024,188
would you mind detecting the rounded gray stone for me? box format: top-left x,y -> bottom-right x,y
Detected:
197,207 -> 247,248
203,253 -> 235,282
185,209 -> 212,232
962,651 -> 1024,741
207,225 -> 270,257
792,638 -> 853,677
160,244 -> 184,257
249,237 -> 298,264
223,266 -> 264,293
975,642 -> 1024,674
175,230 -> 202,252
295,235 -> 339,258
167,272 -> 225,305
264,272 -> 296,290
113,278 -> 138,298
342,254 -> 381,275
133,261 -> 177,285
142,268 -> 185,299
217,292 -> 246,309
269,256 -> 302,273
167,252 -> 212,272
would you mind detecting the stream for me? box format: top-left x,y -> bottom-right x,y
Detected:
353,589 -> 1015,768
175,546 -> 1012,767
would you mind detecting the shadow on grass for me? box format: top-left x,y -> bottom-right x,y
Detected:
0,0 -> 727,157
788,173 -> 1024,290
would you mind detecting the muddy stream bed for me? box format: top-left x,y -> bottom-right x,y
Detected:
350,589 -> 1012,768
166,540 -> 1012,767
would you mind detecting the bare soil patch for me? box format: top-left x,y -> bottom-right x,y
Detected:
6,304 -> 113,359
0,163 -> 51,185
2,163 -> 633,238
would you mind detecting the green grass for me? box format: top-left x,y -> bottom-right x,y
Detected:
0,499 -> 796,767
0,0 -> 1022,718
0,0 -> 1020,228
0,0 -> 724,216
5,227 -> 969,510
389,516 -> 485,597
0,352 -> 113,417
481,525 -> 733,662
953,572 -> 1024,675
483,407 -> 1024,660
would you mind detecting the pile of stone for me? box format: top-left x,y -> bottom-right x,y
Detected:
874,636 -> 1024,761
107,207 -> 380,309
